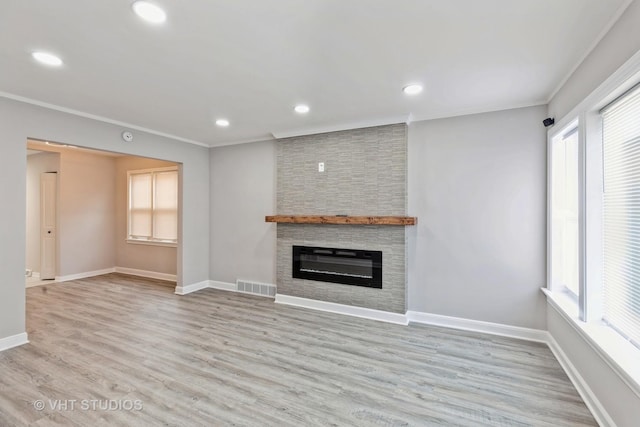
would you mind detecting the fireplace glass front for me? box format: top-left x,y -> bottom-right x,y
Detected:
292,245 -> 382,288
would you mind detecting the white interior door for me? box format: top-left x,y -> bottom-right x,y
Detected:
40,172 -> 57,280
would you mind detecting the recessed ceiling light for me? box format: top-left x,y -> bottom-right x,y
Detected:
294,104 -> 310,114
132,1 -> 167,24
215,119 -> 230,127
32,51 -> 63,67
403,84 -> 423,95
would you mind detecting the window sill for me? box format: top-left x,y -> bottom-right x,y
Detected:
126,239 -> 177,248
542,287 -> 640,399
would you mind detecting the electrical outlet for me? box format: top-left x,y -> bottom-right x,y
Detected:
318,162 -> 325,172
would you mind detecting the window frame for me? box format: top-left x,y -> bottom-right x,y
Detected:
544,56 -> 640,395
547,119 -> 581,302
126,166 -> 179,247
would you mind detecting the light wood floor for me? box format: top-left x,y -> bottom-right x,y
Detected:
0,274 -> 595,426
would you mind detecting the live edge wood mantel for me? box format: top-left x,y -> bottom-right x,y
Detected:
265,215 -> 417,226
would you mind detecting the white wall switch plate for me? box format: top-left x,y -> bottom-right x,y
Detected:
318,162 -> 325,172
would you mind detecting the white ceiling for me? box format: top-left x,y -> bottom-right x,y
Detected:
0,0 -> 631,147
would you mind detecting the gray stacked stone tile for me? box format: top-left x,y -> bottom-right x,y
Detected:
276,124 -> 408,313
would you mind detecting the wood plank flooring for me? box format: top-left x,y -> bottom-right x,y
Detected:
0,274 -> 596,426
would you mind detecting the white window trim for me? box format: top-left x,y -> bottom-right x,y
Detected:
547,118 -> 581,301
125,238 -> 177,248
127,166 -> 179,247
544,48 -> 640,398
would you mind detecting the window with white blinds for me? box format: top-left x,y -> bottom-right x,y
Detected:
602,84 -> 640,348
128,167 -> 178,244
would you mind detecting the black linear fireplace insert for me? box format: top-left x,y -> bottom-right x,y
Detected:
292,245 -> 382,288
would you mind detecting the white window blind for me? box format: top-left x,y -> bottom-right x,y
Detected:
602,84 -> 640,348
153,171 -> 178,240
129,173 -> 153,238
128,168 -> 178,243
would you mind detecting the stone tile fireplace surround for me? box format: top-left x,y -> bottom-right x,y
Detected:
275,124 -> 409,314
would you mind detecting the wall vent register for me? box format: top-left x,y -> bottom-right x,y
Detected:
292,246 -> 382,288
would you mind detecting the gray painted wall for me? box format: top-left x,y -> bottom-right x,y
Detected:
548,0 -> 640,120
0,96 -> 210,341
210,140 -> 277,285
207,111 -> 548,325
408,105 -> 548,329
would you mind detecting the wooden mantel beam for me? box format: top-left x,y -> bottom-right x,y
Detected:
265,215 -> 417,226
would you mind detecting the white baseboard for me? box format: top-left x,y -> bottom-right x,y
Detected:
0,332 -> 29,352
271,296 -> 551,332
406,311 -> 548,343
275,294 -> 409,325
174,280 -> 210,295
114,267 -> 176,282
55,268 -> 116,283
546,333 -> 615,427
209,280 -> 237,292
54,267 -> 176,283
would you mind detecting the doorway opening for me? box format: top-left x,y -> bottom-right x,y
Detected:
25,138 -> 181,288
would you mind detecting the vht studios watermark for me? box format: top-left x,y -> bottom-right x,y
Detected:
33,399 -> 143,412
